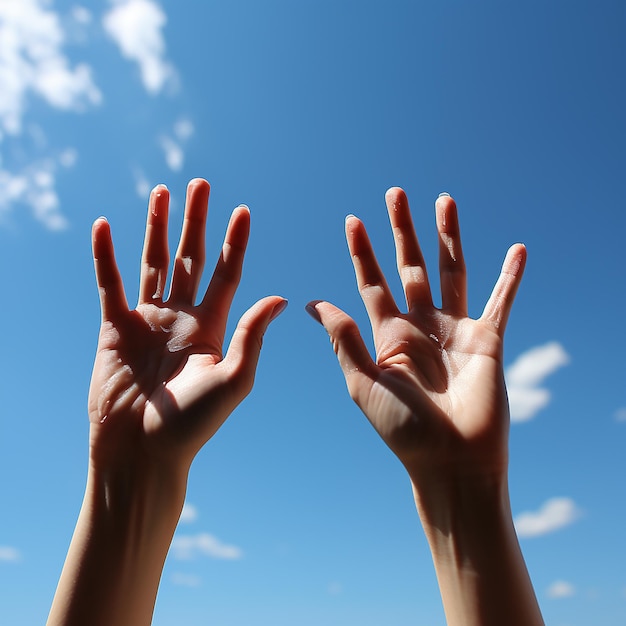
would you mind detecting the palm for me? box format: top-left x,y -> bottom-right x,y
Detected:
365,312 -> 508,469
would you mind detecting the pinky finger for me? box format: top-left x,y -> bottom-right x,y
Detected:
92,218 -> 129,321
480,243 -> 527,334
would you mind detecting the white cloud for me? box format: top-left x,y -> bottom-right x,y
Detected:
103,0 -> 174,94
160,135 -> 184,171
0,546 -> 21,562
171,572 -> 201,587
71,6 -> 92,25
159,118 -> 194,171
546,580 -> 575,599
614,408 -> 626,422
0,0 -> 101,135
514,497 -> 581,538
59,147 -> 78,168
0,157 -> 69,230
179,502 -> 198,524
505,342 -> 570,422
172,533 -> 243,561
133,167 -> 151,198
174,117 -> 194,141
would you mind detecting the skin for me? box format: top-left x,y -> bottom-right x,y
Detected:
47,178 -> 286,626
307,188 -> 544,626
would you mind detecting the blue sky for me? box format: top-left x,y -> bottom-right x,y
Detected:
0,1 -> 624,624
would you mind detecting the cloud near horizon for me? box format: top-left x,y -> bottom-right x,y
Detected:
505,342 -> 570,422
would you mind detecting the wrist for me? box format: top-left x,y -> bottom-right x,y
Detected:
409,470 -> 543,626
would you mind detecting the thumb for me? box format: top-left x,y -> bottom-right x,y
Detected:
305,300 -> 378,405
222,296 -> 288,398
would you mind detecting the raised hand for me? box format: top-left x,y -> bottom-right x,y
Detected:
306,188 -> 525,479
48,178 -> 286,626
89,178 -> 286,467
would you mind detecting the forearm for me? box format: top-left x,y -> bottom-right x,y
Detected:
410,471 -> 544,626
47,458 -> 187,626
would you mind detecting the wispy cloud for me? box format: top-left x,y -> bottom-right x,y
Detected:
505,342 -> 570,422
71,6 -> 92,25
0,152 -> 76,230
546,580 -> 575,598
179,502 -> 198,524
0,0 -> 101,136
132,167 -> 151,199
0,546 -> 21,562
0,2 -> 98,228
514,497 -> 582,538
160,135 -> 184,171
171,533 -> 243,560
103,0 -> 174,94
174,117 -> 194,141
159,117 -> 195,171
614,408 -> 626,422
171,572 -> 202,587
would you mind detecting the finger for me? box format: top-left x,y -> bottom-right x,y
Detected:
199,205 -> 251,338
138,185 -> 170,303
92,218 -> 129,321
436,193 -> 468,316
222,296 -> 288,399
305,300 -> 379,407
346,215 -> 399,328
385,187 -> 433,310
480,243 -> 527,334
168,178 -> 210,304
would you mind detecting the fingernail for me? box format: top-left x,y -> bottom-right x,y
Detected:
438,192 -> 450,198
237,203 -> 250,210
270,299 -> 288,322
305,303 -> 322,324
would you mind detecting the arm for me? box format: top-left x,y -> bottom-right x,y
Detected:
306,188 -> 543,626
47,179 -> 286,626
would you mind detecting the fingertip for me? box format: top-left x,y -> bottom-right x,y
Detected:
92,217 -> 112,254
385,186 -> 406,202
152,183 -> 169,196
435,192 -> 456,208
504,243 -> 527,276
232,204 -> 251,221
305,300 -> 323,324
187,177 -> 210,191
92,215 -> 109,231
435,194 -> 459,233
269,297 -> 288,322
344,214 -> 362,236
